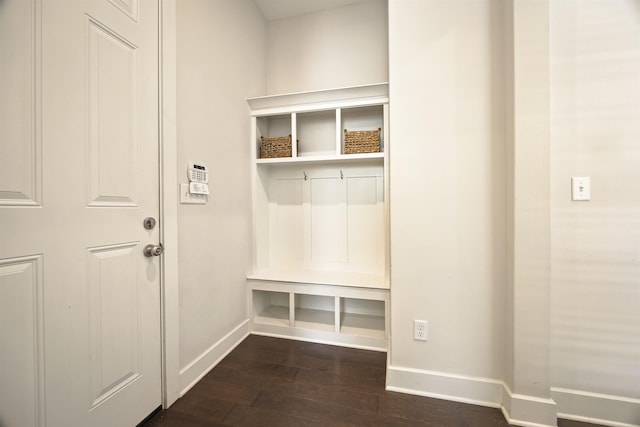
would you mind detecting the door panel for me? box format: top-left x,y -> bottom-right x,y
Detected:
0,256 -> 45,427
88,242 -> 141,408
0,0 -> 161,426
0,0 -> 41,206
87,17 -> 140,207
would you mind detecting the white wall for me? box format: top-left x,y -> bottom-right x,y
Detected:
176,0 -> 266,392
265,0 -> 388,94
388,0 -> 640,425
387,0 -> 506,396
550,0 -> 640,423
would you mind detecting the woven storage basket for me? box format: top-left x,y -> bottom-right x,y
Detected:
344,128 -> 381,154
260,135 -> 292,159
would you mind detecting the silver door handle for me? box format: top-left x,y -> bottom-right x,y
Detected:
143,243 -> 164,257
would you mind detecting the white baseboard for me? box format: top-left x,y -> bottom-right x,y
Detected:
386,365 -> 504,409
502,383 -> 558,427
387,366 -> 557,427
178,319 -> 250,396
551,387 -> 640,427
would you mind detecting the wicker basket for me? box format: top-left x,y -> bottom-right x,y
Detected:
344,128 -> 381,154
260,135 -> 292,159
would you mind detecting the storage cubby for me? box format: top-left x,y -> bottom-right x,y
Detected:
248,282 -> 389,351
252,290 -> 290,327
294,294 -> 334,332
296,110 -> 336,157
339,298 -> 385,338
340,105 -> 384,155
256,114 -> 293,159
248,84 -> 390,350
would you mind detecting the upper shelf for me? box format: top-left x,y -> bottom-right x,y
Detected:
255,152 -> 384,165
250,85 -> 388,164
247,83 -> 389,116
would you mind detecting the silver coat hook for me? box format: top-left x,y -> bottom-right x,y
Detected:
340,170 -> 344,180
303,171 -> 308,181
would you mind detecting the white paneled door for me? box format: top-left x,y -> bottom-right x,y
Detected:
0,0 -> 162,426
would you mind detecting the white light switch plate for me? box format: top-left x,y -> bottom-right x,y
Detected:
180,183 -> 207,204
571,177 -> 591,201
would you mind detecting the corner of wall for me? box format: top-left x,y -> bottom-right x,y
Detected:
175,0 -> 267,389
501,383 -> 557,427
178,320 -> 250,396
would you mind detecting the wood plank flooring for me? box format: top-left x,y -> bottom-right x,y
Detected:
146,335 -> 604,427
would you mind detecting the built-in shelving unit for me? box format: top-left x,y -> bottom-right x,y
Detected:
249,281 -> 389,350
247,83 -> 389,350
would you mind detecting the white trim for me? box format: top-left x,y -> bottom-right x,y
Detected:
502,383 -> 558,427
386,365 -> 505,409
551,387 -> 640,427
178,320 -> 251,396
159,0 -> 180,409
500,407 -> 557,427
386,366 -> 561,427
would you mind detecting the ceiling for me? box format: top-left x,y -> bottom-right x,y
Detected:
255,0 -> 369,21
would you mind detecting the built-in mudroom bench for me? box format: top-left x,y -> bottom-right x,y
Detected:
247,84 -> 390,351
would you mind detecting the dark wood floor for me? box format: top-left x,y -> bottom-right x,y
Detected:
146,335 -> 603,427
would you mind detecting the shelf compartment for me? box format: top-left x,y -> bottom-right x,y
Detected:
339,298 -> 385,338
252,290 -> 290,327
294,294 -> 335,332
256,115 -> 294,159
248,279 -> 389,351
296,110 -> 337,157
340,105 -> 384,155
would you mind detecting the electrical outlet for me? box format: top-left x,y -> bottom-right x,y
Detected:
414,320 -> 428,341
